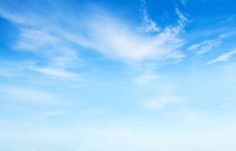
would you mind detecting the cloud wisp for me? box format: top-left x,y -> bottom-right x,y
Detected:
140,0 -> 160,33
30,66 -> 77,78
0,1 -> 186,67
188,34 -> 228,55
134,72 -> 160,85
143,95 -> 183,110
84,12 -> 185,62
207,48 -> 236,64
0,86 -> 61,105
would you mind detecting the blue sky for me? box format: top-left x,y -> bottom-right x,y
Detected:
0,0 -> 236,150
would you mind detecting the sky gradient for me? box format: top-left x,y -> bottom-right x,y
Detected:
1,0 -> 236,151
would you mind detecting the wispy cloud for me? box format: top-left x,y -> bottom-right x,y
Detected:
180,0 -> 188,6
30,66 -> 77,78
0,9 -> 37,25
207,48 -> 236,64
0,1 -> 185,66
14,29 -> 59,51
134,72 -> 160,85
175,8 -> 188,28
85,12 -> 185,62
1,1 -> 236,151
140,0 -> 160,33
0,61 -> 32,78
0,60 -> 79,79
14,28 -> 81,68
0,86 -> 61,105
41,110 -> 67,117
143,95 -> 183,110
188,34 -> 227,55
0,66 -> 20,77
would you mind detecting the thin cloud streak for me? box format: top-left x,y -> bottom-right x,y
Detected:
84,12 -> 185,62
207,48 -> 236,64
188,34 -> 228,55
0,86 -> 61,105
0,2 -> 185,65
143,95 -> 183,110
140,0 -> 160,33
30,66 -> 77,78
134,72 -> 160,85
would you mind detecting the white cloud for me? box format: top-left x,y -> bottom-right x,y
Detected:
0,60 -> 79,79
143,95 -> 183,110
41,111 -> 66,117
0,86 -> 60,105
181,0 -> 188,6
134,72 -> 160,84
207,48 -> 236,64
0,7 -> 82,70
31,66 -> 77,78
85,13 -> 185,62
0,2 -> 185,65
188,34 -> 227,55
15,28 -> 81,68
0,67 -> 19,77
140,0 -> 160,33
175,8 -> 188,28
14,29 -> 59,51
0,9 -> 38,25
0,61 -> 33,78
1,122 -> 236,151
